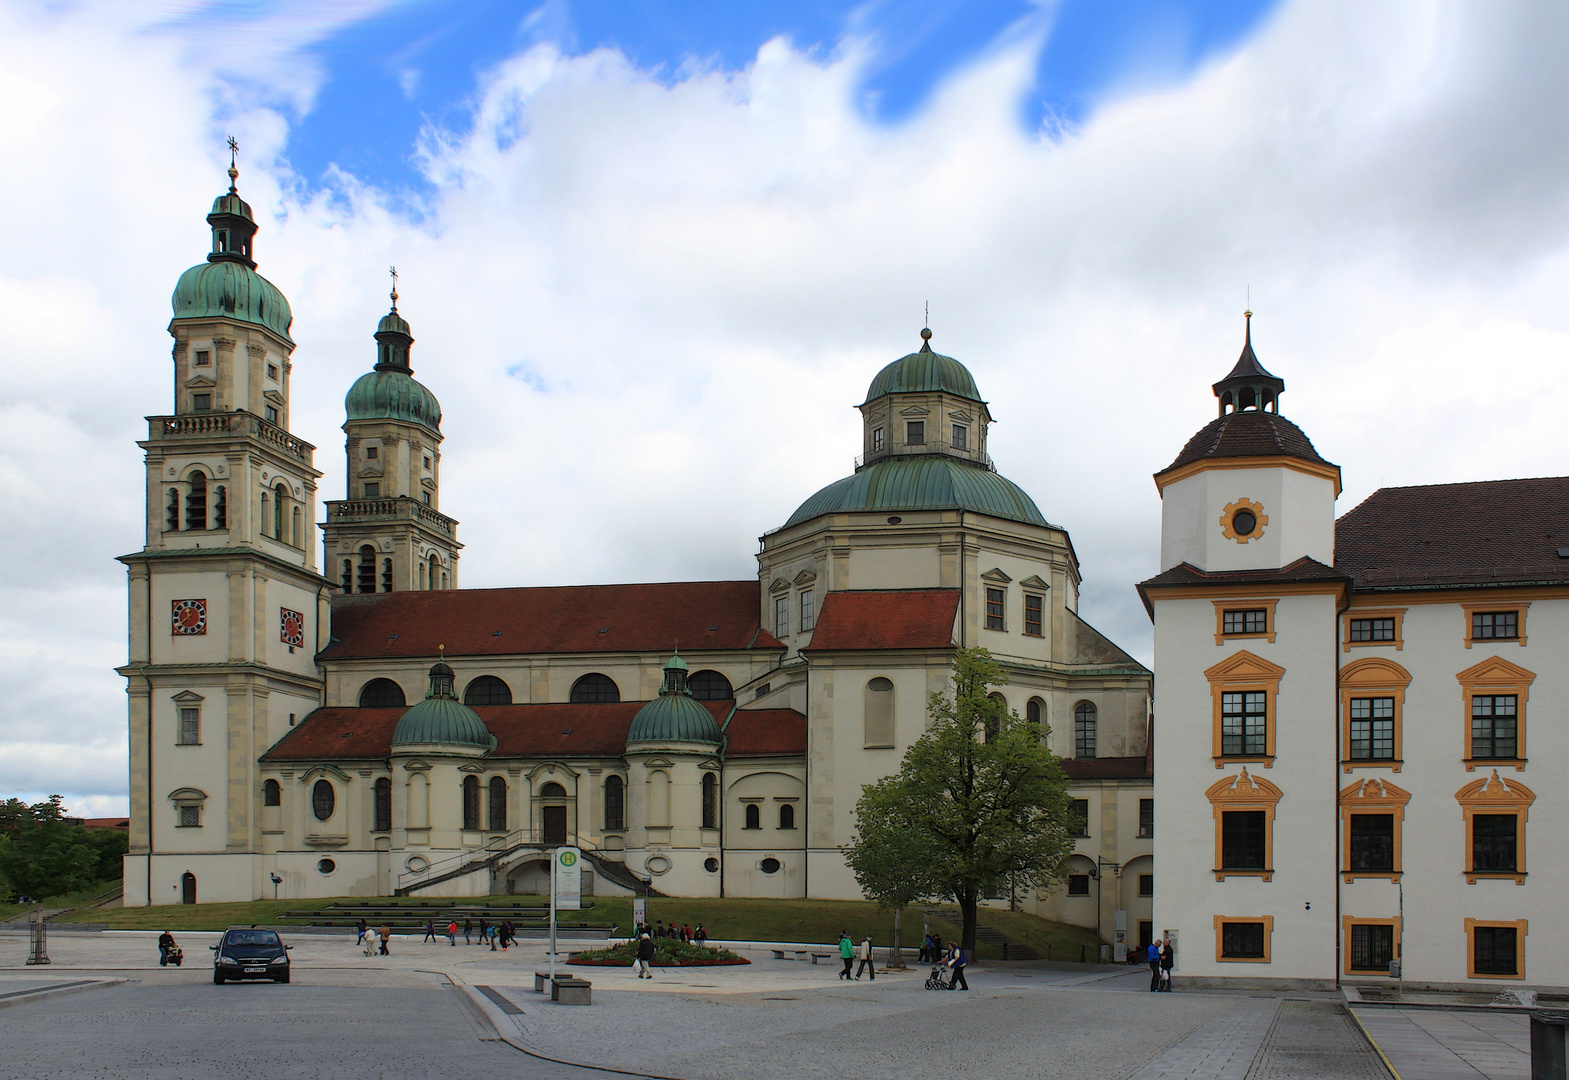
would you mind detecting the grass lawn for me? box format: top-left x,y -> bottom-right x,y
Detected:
56,890 -> 1101,960
1,881 -> 123,924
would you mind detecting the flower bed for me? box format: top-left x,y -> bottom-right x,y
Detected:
568,940 -> 750,967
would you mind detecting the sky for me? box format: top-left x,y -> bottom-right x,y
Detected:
5,0 -> 1569,817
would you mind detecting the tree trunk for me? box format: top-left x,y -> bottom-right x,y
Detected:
959,890 -> 978,958
891,904 -> 904,969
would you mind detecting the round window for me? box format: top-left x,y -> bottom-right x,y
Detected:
1232,509 -> 1257,536
317,858 -> 336,874
760,857 -> 781,874
645,855 -> 672,876
405,855 -> 429,874
704,857 -> 720,873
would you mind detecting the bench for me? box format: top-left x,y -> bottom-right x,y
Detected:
534,970 -> 575,993
809,953 -> 833,964
770,949 -> 788,960
552,978 -> 592,1006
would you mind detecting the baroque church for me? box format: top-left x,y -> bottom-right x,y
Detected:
120,163 -> 1154,933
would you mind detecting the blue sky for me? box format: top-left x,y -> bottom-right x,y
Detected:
201,0 -> 1280,197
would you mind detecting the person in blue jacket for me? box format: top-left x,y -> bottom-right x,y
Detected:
1147,939 -> 1163,991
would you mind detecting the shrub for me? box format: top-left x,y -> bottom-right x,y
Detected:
570,939 -> 748,966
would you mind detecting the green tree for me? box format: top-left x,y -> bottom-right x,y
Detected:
845,648 -> 1076,957
843,783 -> 946,968
0,796 -> 101,902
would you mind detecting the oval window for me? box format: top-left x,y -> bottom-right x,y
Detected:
760,857 -> 781,874
646,855 -> 672,875
317,858 -> 336,874
704,857 -> 720,873
312,779 -> 335,821
405,855 -> 429,874
1232,510 -> 1257,536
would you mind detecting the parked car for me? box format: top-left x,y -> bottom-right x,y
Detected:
211,928 -> 291,984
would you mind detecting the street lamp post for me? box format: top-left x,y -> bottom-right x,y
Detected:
270,873 -> 282,920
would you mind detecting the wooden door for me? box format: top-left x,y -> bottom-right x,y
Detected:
542,805 -> 567,845
181,872 -> 197,905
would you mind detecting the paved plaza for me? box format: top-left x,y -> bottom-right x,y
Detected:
0,928 -> 1539,1079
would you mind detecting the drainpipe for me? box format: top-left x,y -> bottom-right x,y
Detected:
718,703 -> 738,899
1334,584 -> 1348,989
802,652 -> 812,900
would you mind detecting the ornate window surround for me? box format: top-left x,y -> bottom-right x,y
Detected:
1465,918 -> 1527,980
1212,598 -> 1279,645
1456,656 -> 1534,770
1342,607 -> 1406,652
1455,771 -> 1535,884
1338,777 -> 1411,882
1462,602 -> 1529,649
1206,768 -> 1282,881
1213,914 -> 1273,963
1339,657 -> 1412,772
1205,650 -> 1285,767
1342,916 -> 1401,975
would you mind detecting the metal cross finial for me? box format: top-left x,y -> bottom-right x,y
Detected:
226,135 -> 240,192
1245,284 -> 1251,320
389,266 -> 399,311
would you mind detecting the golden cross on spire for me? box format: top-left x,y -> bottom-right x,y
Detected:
389,266 -> 399,311
226,135 -> 240,192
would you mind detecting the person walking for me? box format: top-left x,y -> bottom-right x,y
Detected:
378,924 -> 391,956
694,924 -> 707,947
447,920 -> 458,946
1159,937 -> 1175,992
634,933 -> 656,979
423,920 -> 438,943
856,935 -> 876,980
478,918 -> 489,945
838,932 -> 854,981
946,943 -> 968,991
463,918 -> 472,945
501,920 -> 515,950
157,930 -> 176,966
361,925 -> 379,956
1147,939 -> 1163,991
355,918 -> 368,944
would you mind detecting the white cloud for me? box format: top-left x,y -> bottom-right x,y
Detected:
5,0 -> 1569,813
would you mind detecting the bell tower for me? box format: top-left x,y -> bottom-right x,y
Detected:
119,144 -> 333,907
321,272 -> 461,594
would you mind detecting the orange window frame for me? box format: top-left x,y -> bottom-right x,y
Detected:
1212,598 -> 1279,645
1206,768 -> 1282,881
1338,778 -> 1410,883
1342,916 -> 1401,975
1465,918 -> 1527,980
1206,650 -> 1284,768
1342,607 -> 1405,652
1213,914 -> 1273,963
1456,656 -> 1534,770
1462,602 -> 1529,648
1455,771 -> 1535,884
1339,657 -> 1411,773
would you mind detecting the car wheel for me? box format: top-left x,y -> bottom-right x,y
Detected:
213,971 -> 225,985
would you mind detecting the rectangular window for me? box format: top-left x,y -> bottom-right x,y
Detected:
1220,921 -> 1266,959
365,445 -> 378,459
177,805 -> 201,828
1137,874 -> 1154,898
906,420 -> 925,445
1066,874 -> 1090,896
1024,594 -> 1043,637
177,708 -> 200,745
1138,798 -> 1155,838
1471,814 -> 1517,872
1220,691 -> 1268,756
951,424 -> 968,450
985,587 -> 1005,631
264,405 -> 279,424
1068,798 -> 1089,838
775,595 -> 789,638
1470,695 -> 1518,759
1349,617 -> 1396,642
799,589 -> 815,632
1348,697 -> 1396,759
192,393 -> 211,411
1474,926 -> 1518,976
363,482 -> 380,498
423,456 -> 431,470
1349,814 -> 1395,871
194,350 -> 211,366
872,427 -> 884,453
1222,609 -> 1268,635
1350,924 -> 1395,972
1221,810 -> 1267,869
1472,611 -> 1518,640
267,363 -> 279,380
422,492 -> 431,506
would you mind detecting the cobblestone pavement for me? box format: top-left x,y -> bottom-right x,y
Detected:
1352,1007 -> 1529,1079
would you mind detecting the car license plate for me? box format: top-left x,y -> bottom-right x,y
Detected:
243,967 -> 266,974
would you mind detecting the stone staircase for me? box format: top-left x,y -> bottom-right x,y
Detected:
924,910 -> 1041,960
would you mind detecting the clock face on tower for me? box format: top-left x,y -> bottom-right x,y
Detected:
171,599 -> 207,636
280,607 -> 305,647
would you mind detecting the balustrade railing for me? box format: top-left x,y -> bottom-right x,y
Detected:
854,439 -> 995,472
152,411 -> 314,464
395,830 -> 600,892
326,497 -> 456,536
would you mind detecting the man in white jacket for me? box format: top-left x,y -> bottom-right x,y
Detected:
855,936 -> 876,980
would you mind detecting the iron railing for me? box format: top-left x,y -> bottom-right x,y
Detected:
394,829 -> 602,893
855,439 -> 995,472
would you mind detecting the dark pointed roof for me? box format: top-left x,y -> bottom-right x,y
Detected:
1159,410 -> 1331,475
1212,314 -> 1284,400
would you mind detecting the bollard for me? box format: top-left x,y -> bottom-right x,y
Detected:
1532,1010 -> 1569,1080
1080,945 -> 1086,963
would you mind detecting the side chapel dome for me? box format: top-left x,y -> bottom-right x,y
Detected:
391,659 -> 494,750
627,652 -> 722,746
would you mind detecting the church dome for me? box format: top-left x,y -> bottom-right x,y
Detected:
786,454 -> 1048,528
171,261 -> 293,343
391,660 -> 493,750
863,335 -> 983,404
627,653 -> 721,746
345,370 -> 442,433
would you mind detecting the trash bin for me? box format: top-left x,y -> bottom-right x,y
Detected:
1532,1009 -> 1569,1080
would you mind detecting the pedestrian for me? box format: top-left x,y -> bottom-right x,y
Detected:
361,926 -> 379,956
694,924 -> 707,947
478,918 -> 488,946
447,920 -> 458,946
856,935 -> 876,980
838,931 -> 854,980
918,934 -> 931,963
932,934 -> 943,960
423,920 -> 438,943
1159,937 -> 1175,992
378,925 -> 391,955
463,918 -> 472,945
355,918 -> 368,943
946,943 -> 968,991
157,929 -> 176,966
634,933 -> 656,979
1147,939 -> 1163,991
501,920 -> 514,950
655,920 -> 665,939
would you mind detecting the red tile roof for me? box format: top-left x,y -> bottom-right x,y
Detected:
321,581 -> 782,660
1060,756 -> 1151,780
263,702 -> 807,761
1159,410 -> 1333,476
803,590 -> 959,651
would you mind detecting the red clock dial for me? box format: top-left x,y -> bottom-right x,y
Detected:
171,599 -> 207,636
280,607 -> 305,647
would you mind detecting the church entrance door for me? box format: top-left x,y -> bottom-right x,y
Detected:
542,805 -> 567,845
181,872 -> 197,905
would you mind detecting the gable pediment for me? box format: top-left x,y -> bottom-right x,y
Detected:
898,405 -> 930,417
263,389 -> 286,405
949,409 -> 972,423
1205,649 -> 1286,684
1340,657 -> 1412,689
526,761 -> 580,781
1338,777 -> 1411,806
1019,575 -> 1050,591
184,374 -> 217,389
172,690 -> 206,703
981,567 -> 1013,584
768,578 -> 790,593
793,569 -> 817,585
1456,655 -> 1536,688
299,764 -> 353,783
167,786 -> 208,802
1205,767 -> 1282,804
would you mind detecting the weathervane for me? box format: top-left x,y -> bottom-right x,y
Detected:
389,266 -> 399,311
226,135 -> 239,193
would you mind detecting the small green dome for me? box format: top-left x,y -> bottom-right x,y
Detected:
864,341 -> 982,404
378,310 -> 411,336
392,661 -> 493,750
171,261 -> 293,343
786,455 -> 1048,528
627,694 -> 722,746
210,191 -> 254,221
345,370 -> 442,433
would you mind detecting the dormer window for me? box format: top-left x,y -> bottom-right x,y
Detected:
194,350 -> 210,366
872,427 -> 884,453
906,421 -> 925,445
952,424 -> 968,451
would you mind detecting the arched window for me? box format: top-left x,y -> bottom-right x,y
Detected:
213,486 -> 226,529
462,775 -> 480,830
359,678 -> 406,708
985,693 -> 1006,744
166,488 -> 180,531
464,676 -> 513,705
864,677 -> 895,748
262,779 -> 281,806
488,776 -> 507,831
1075,701 -> 1098,759
744,803 -> 761,830
341,560 -> 353,592
688,670 -> 734,701
185,472 -> 207,530
702,773 -> 718,829
540,782 -> 566,799
570,673 -> 620,703
312,779 -> 335,821
428,553 -> 440,591
273,483 -> 286,540
381,557 -> 393,592
1027,697 -> 1045,726
647,772 -> 670,828
373,777 -> 392,832
779,803 -> 795,830
357,545 -> 377,594
258,490 -> 268,536
604,776 -> 624,830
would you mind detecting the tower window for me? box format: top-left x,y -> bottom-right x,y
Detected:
1024,594 -> 1043,636
357,545 -> 377,594
259,491 -> 269,536
774,594 -> 789,638
194,350 -> 210,366
267,363 -> 278,380
985,587 -> 1005,631
951,424 -> 968,451
166,488 -> 181,532
341,560 -> 352,592
177,707 -> 200,745
905,421 -> 925,445
1074,701 -> 1098,758
192,393 -> 211,412
799,589 -> 815,632
423,456 -> 431,470
381,558 -> 393,592
273,483 -> 286,539
215,229 -> 229,253
423,492 -> 431,505
265,405 -> 278,424
872,427 -> 884,453
185,472 -> 207,530
212,486 -> 226,529
364,482 -> 380,498
365,446 -> 378,460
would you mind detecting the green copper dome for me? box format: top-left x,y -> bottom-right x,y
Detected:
863,335 -> 982,404
391,661 -> 493,750
345,370 -> 442,433
786,454 -> 1047,528
171,261 -> 293,343
627,654 -> 721,746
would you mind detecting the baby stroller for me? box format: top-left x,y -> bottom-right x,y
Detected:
163,945 -> 183,967
924,962 -> 954,990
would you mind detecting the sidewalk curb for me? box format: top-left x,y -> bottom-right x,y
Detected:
1346,1006 -> 1403,1080
0,978 -> 129,1010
